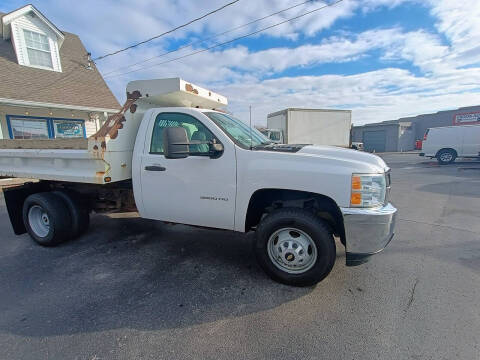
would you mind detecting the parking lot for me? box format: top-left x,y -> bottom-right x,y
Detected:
0,153 -> 479,360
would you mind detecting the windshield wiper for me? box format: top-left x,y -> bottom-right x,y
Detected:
252,142 -> 275,150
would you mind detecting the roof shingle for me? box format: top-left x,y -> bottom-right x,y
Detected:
0,27 -> 120,111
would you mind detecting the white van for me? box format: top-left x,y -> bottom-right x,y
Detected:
420,124 -> 480,164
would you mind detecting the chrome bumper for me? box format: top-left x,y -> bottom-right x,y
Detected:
341,203 -> 397,266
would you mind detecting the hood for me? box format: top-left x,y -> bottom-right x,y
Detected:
298,145 -> 388,173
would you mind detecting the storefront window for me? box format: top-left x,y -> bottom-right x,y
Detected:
7,116 -> 86,139
53,120 -> 84,138
10,118 -> 49,139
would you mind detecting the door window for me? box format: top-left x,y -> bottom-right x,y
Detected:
150,113 -> 215,155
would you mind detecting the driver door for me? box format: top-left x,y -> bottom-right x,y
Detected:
139,111 -> 237,230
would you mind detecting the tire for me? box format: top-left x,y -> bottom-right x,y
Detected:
52,190 -> 90,238
254,208 -> 336,287
22,192 -> 72,246
437,149 -> 456,165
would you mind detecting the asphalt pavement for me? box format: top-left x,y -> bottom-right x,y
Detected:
0,153 -> 479,360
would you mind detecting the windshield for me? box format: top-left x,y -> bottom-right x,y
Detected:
204,112 -> 272,148
269,131 -> 281,141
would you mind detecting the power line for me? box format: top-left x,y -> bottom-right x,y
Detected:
104,0 -> 344,78
102,0 -> 320,76
93,0 -> 240,61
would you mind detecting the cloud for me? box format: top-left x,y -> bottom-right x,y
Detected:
1,0 -> 479,126
216,67 -> 480,126
428,0 -> 480,67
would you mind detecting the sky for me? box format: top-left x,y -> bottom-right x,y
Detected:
1,0 -> 480,126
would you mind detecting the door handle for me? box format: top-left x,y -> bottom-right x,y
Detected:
145,165 -> 166,171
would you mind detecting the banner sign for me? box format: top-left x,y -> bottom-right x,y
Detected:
454,112 -> 480,125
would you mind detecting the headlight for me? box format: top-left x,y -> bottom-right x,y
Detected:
350,173 -> 386,208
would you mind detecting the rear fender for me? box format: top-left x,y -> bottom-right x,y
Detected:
2,182 -> 48,235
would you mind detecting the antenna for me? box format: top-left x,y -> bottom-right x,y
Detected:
249,105 -> 253,150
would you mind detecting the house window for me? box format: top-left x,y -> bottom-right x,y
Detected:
9,117 -> 49,139
23,29 -> 53,69
7,116 -> 86,139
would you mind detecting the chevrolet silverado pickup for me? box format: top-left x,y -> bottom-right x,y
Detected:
0,78 -> 396,286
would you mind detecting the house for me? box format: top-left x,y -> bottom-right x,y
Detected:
0,4 -> 120,140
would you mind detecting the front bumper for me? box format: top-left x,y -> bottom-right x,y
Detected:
341,203 -> 397,266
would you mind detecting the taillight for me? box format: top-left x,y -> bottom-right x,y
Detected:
423,129 -> 429,140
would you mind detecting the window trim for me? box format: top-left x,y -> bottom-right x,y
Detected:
18,27 -> 59,72
6,115 -> 86,139
148,112 -> 222,157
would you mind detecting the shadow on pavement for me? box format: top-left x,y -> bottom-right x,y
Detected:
417,181 -> 480,197
0,214 -> 317,337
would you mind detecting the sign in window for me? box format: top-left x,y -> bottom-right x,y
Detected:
10,118 -> 49,139
53,120 -> 84,138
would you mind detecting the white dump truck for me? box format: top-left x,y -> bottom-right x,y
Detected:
265,108 -> 352,146
0,78 -> 396,286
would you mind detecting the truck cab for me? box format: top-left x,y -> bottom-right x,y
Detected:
259,128 -> 284,143
1,78 -> 397,286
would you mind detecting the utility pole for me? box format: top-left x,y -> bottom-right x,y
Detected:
249,105 -> 253,150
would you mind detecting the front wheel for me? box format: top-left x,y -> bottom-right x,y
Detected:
254,208 -> 336,286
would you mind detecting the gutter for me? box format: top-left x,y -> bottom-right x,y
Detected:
0,97 -> 119,114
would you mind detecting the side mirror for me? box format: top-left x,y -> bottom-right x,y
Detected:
209,141 -> 224,159
163,127 -> 189,159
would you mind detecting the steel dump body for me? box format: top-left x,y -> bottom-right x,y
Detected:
0,78 -> 227,184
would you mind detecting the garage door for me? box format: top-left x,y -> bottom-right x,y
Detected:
363,130 -> 386,152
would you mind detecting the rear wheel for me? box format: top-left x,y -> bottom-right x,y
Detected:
23,192 -> 72,246
437,149 -> 456,165
254,208 -> 336,286
52,190 -> 90,238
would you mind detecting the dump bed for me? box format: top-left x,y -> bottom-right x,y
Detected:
0,78 -> 227,184
0,138 -> 105,183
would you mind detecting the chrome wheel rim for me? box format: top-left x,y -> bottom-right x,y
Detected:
440,152 -> 453,162
28,205 -> 50,238
267,228 -> 317,274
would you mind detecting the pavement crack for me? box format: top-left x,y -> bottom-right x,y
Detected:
406,278 -> 419,311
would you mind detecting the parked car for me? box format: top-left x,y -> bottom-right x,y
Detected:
0,78 -> 396,286
351,142 -> 364,151
259,128 -> 284,143
420,124 -> 480,164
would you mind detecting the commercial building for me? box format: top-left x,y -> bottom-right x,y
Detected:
352,105 -> 480,152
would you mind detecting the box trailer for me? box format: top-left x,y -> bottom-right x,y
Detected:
267,108 -> 352,146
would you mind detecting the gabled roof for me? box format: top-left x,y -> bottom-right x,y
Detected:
1,4 -> 65,47
0,29 -> 120,111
